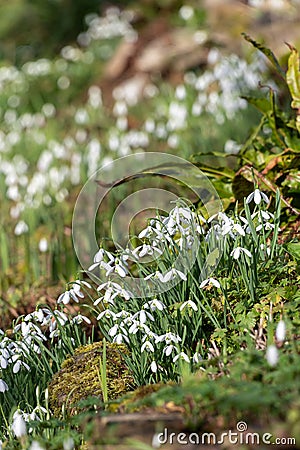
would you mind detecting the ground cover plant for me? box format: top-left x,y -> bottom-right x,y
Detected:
0,1 -> 299,449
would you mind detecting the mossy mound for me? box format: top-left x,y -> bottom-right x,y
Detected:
48,341 -> 134,417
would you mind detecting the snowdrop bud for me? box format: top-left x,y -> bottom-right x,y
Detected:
275,320 -> 286,343
266,345 -> 279,367
39,237 -> 48,252
12,414 -> 27,437
151,360 -> 158,373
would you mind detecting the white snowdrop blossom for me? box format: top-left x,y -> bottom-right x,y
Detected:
11,412 -> 27,437
222,221 -> 245,237
141,340 -> 155,353
256,222 -> 276,232
179,5 -> 194,20
97,309 -> 116,320
156,332 -> 181,345
72,314 -> 91,325
145,268 -> 187,283
38,237 -> 48,252
200,278 -> 221,289
128,320 -> 150,335
0,379 -> 9,392
230,247 -> 252,260
246,189 -> 269,205
63,437 -> 74,450
150,360 -> 158,373
88,248 -> 115,271
29,442 -> 46,450
266,345 -> 279,367
132,309 -> 154,324
95,281 -> 132,306
14,220 -> 29,236
173,351 -> 190,363
132,244 -> 162,259
163,344 -> 176,357
275,320 -> 286,343
251,210 -> 274,221
180,300 -> 198,312
192,352 -> 202,364
143,299 -> 165,311
57,282 -> 86,305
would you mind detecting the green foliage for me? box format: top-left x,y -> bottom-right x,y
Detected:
0,0 -> 106,63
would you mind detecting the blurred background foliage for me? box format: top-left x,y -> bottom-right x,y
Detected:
0,0 -> 128,64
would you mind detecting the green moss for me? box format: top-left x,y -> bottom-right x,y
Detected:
48,341 -> 134,417
108,382 -> 176,414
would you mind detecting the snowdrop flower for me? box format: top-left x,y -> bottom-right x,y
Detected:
266,344 -> 279,367
207,211 -> 231,225
156,332 -> 181,345
275,320 -> 286,343
129,320 -> 150,335
256,222 -> 276,232
49,310 -> 68,334
38,237 -> 48,252
138,225 -> 153,239
141,340 -> 155,353
14,220 -> 29,236
179,5 -> 194,21
89,248 -> 114,271
192,352 -> 202,364
246,189 -> 269,205
63,437 -> 74,450
200,278 -> 220,289
113,332 -> 129,344
114,256 -> 129,277
0,379 -> 8,392
72,314 -> 91,325
173,351 -> 190,363
95,281 -> 131,305
132,309 -> 154,324
12,412 -> 27,437
143,299 -> 165,311
160,268 -> 187,283
1,349 -> 9,369
142,335 -> 158,350
97,309 -> 116,320
11,356 -> 30,374
230,247 -> 252,260
163,344 -> 176,356
132,244 -> 162,259
57,282 -> 85,305
29,441 -> 46,450
222,221 -> 245,237
251,210 -> 274,221
108,324 -> 120,337
180,300 -> 198,312
150,360 -> 158,373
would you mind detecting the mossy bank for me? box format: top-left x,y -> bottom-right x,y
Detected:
48,341 -> 134,417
